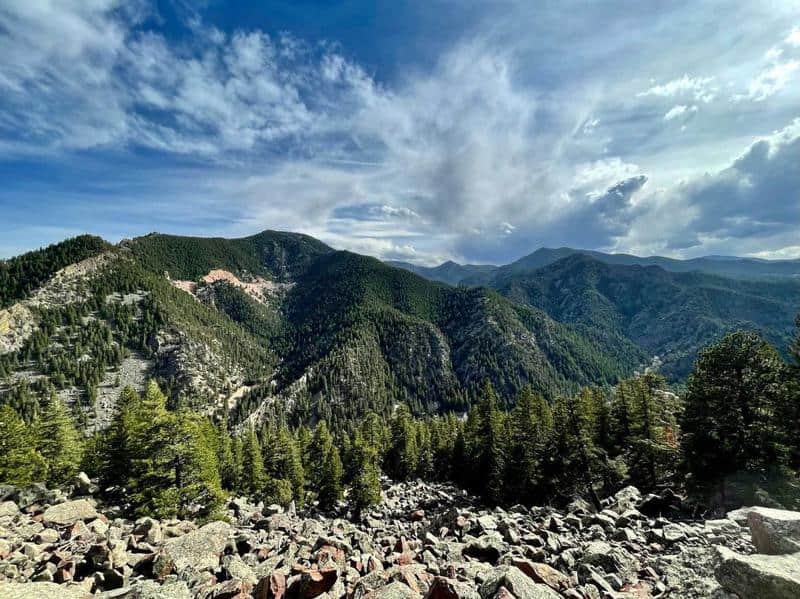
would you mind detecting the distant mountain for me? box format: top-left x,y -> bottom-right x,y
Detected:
487,253 -> 800,379
385,260 -> 497,286
390,247 -> 800,285
1,232 -> 631,431
474,248 -> 800,284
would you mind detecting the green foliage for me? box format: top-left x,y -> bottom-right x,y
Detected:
36,394 -> 83,486
240,426 -> 267,497
682,331 -> 796,506
349,436 -> 382,518
318,444 -> 344,510
94,382 -> 223,519
0,405 -> 46,486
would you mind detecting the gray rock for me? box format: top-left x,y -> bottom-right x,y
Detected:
478,566 -> 561,599
125,580 -> 193,599
41,499 -> 98,525
154,520 -> 232,574
370,581 -> 420,598
715,546 -> 800,599
0,502 -> 19,519
746,507 -> 800,555
0,581 -> 90,598
424,576 -> 480,598
580,541 -> 638,581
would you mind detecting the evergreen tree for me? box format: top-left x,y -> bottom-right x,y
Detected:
507,387 -> 552,504
240,425 -> 267,496
216,411 -> 237,490
467,382 -> 507,504
318,444 -> 343,510
682,331 -> 793,506
36,393 -> 83,486
0,405 -> 47,485
385,404 -> 419,480
349,436 -> 382,519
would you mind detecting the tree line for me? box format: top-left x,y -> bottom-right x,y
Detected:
2,323 -> 800,518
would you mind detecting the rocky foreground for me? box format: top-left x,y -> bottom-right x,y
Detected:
1,478 -> 799,599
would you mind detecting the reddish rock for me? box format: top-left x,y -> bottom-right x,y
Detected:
411,510 -> 426,522
254,571 -> 287,599
511,559 -> 571,591
213,579 -> 254,599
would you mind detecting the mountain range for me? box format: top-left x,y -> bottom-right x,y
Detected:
389,247 -> 800,286
1,231 -> 798,431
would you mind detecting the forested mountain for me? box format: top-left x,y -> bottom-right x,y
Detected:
487,254 -> 800,379
0,232 -> 631,432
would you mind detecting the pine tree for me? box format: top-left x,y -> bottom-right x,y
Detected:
507,387 -> 552,504
216,411 -> 237,490
682,331 -> 793,506
466,381 -> 507,504
318,444 -> 343,510
36,393 -> 83,485
240,425 -> 267,497
0,405 -> 47,485
349,436 -> 382,519
386,404 -> 419,481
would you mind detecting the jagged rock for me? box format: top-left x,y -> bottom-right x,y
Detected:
580,541 -> 639,580
424,577 -> 480,599
133,518 -> 163,545
153,521 -> 233,575
478,566 -> 561,599
509,559 -> 571,591
0,502 -> 19,519
0,581 -> 90,598
746,507 -> 800,555
41,499 -> 98,525
715,546 -> 800,598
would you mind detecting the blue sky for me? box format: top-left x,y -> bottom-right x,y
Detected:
1,1 -> 799,264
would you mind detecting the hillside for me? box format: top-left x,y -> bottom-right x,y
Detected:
0,233 -> 631,431
488,254 -> 800,379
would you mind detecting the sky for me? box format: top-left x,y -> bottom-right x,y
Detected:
0,1 -> 799,265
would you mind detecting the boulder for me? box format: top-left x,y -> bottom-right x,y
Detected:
0,501 -> 19,519
478,566 -> 562,599
424,577 -> 480,599
510,559 -> 571,591
580,541 -> 638,581
41,499 -> 98,525
0,581 -> 90,599
126,580 -> 194,599
746,507 -> 800,555
369,581 -> 421,598
715,546 -> 800,599
153,520 -> 232,575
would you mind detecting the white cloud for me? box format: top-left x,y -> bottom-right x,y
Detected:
663,104 -> 697,120
786,26 -> 800,47
638,75 -> 717,103
736,60 -> 800,102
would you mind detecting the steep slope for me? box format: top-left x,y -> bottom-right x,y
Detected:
489,254 -> 800,379
256,251 -> 634,425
